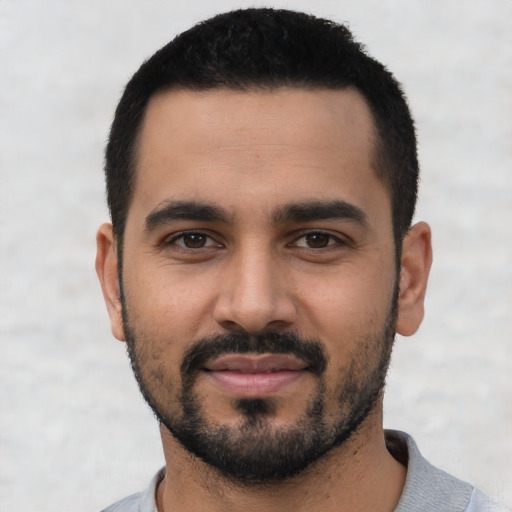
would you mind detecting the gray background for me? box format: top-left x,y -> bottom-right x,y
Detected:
1,1 -> 511,510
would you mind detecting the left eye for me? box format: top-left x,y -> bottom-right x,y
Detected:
293,232 -> 338,249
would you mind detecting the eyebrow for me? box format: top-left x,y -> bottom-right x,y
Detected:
144,198 -> 368,232
273,200 -> 368,226
144,200 -> 229,231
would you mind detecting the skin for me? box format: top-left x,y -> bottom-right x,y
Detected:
96,87 -> 432,512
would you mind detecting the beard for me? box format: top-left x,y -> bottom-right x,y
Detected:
121,287 -> 398,484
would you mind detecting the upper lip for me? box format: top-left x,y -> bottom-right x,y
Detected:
203,354 -> 308,373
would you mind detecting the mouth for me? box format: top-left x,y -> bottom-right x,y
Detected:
202,354 -> 309,397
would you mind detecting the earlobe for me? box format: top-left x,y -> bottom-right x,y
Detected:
396,222 -> 433,337
95,223 -> 126,341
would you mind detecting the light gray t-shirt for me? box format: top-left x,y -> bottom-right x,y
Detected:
101,430 -> 508,512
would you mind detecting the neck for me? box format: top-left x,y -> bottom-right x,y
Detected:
156,407 -> 406,512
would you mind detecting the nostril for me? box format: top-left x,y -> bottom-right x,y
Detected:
216,318 -> 294,336
212,276 -> 298,333
217,319 -> 245,332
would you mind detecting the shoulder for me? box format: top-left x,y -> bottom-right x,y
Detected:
466,488 -> 511,512
101,491 -> 143,512
100,468 -> 165,512
386,430 -> 510,512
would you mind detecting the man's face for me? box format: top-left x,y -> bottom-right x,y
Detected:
111,88 -> 401,481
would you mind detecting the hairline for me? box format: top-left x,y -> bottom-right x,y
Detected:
114,83 -> 404,275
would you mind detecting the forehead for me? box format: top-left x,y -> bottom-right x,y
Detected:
131,87 -> 387,223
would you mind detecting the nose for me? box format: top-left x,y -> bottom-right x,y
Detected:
213,247 -> 297,333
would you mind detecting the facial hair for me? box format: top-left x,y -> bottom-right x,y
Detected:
121,288 -> 398,483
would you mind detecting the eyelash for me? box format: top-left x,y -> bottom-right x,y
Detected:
289,231 -> 346,249
163,231 -> 221,250
162,230 -> 347,251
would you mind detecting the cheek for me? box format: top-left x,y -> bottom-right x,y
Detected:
123,258 -> 217,341
298,263 -> 395,352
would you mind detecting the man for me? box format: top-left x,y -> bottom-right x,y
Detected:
95,8 -> 504,512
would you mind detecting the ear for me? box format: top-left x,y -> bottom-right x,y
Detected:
396,221 -> 433,336
95,223 -> 125,341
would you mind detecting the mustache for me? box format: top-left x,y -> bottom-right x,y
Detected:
181,332 -> 328,379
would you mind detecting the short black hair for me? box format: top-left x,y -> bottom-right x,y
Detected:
105,8 -> 418,253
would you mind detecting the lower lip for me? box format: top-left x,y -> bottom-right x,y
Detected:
204,370 -> 305,397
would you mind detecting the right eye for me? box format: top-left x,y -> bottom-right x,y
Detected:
178,233 -> 210,248
166,231 -> 220,250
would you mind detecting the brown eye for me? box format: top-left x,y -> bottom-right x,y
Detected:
182,233 -> 208,248
305,233 -> 331,248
